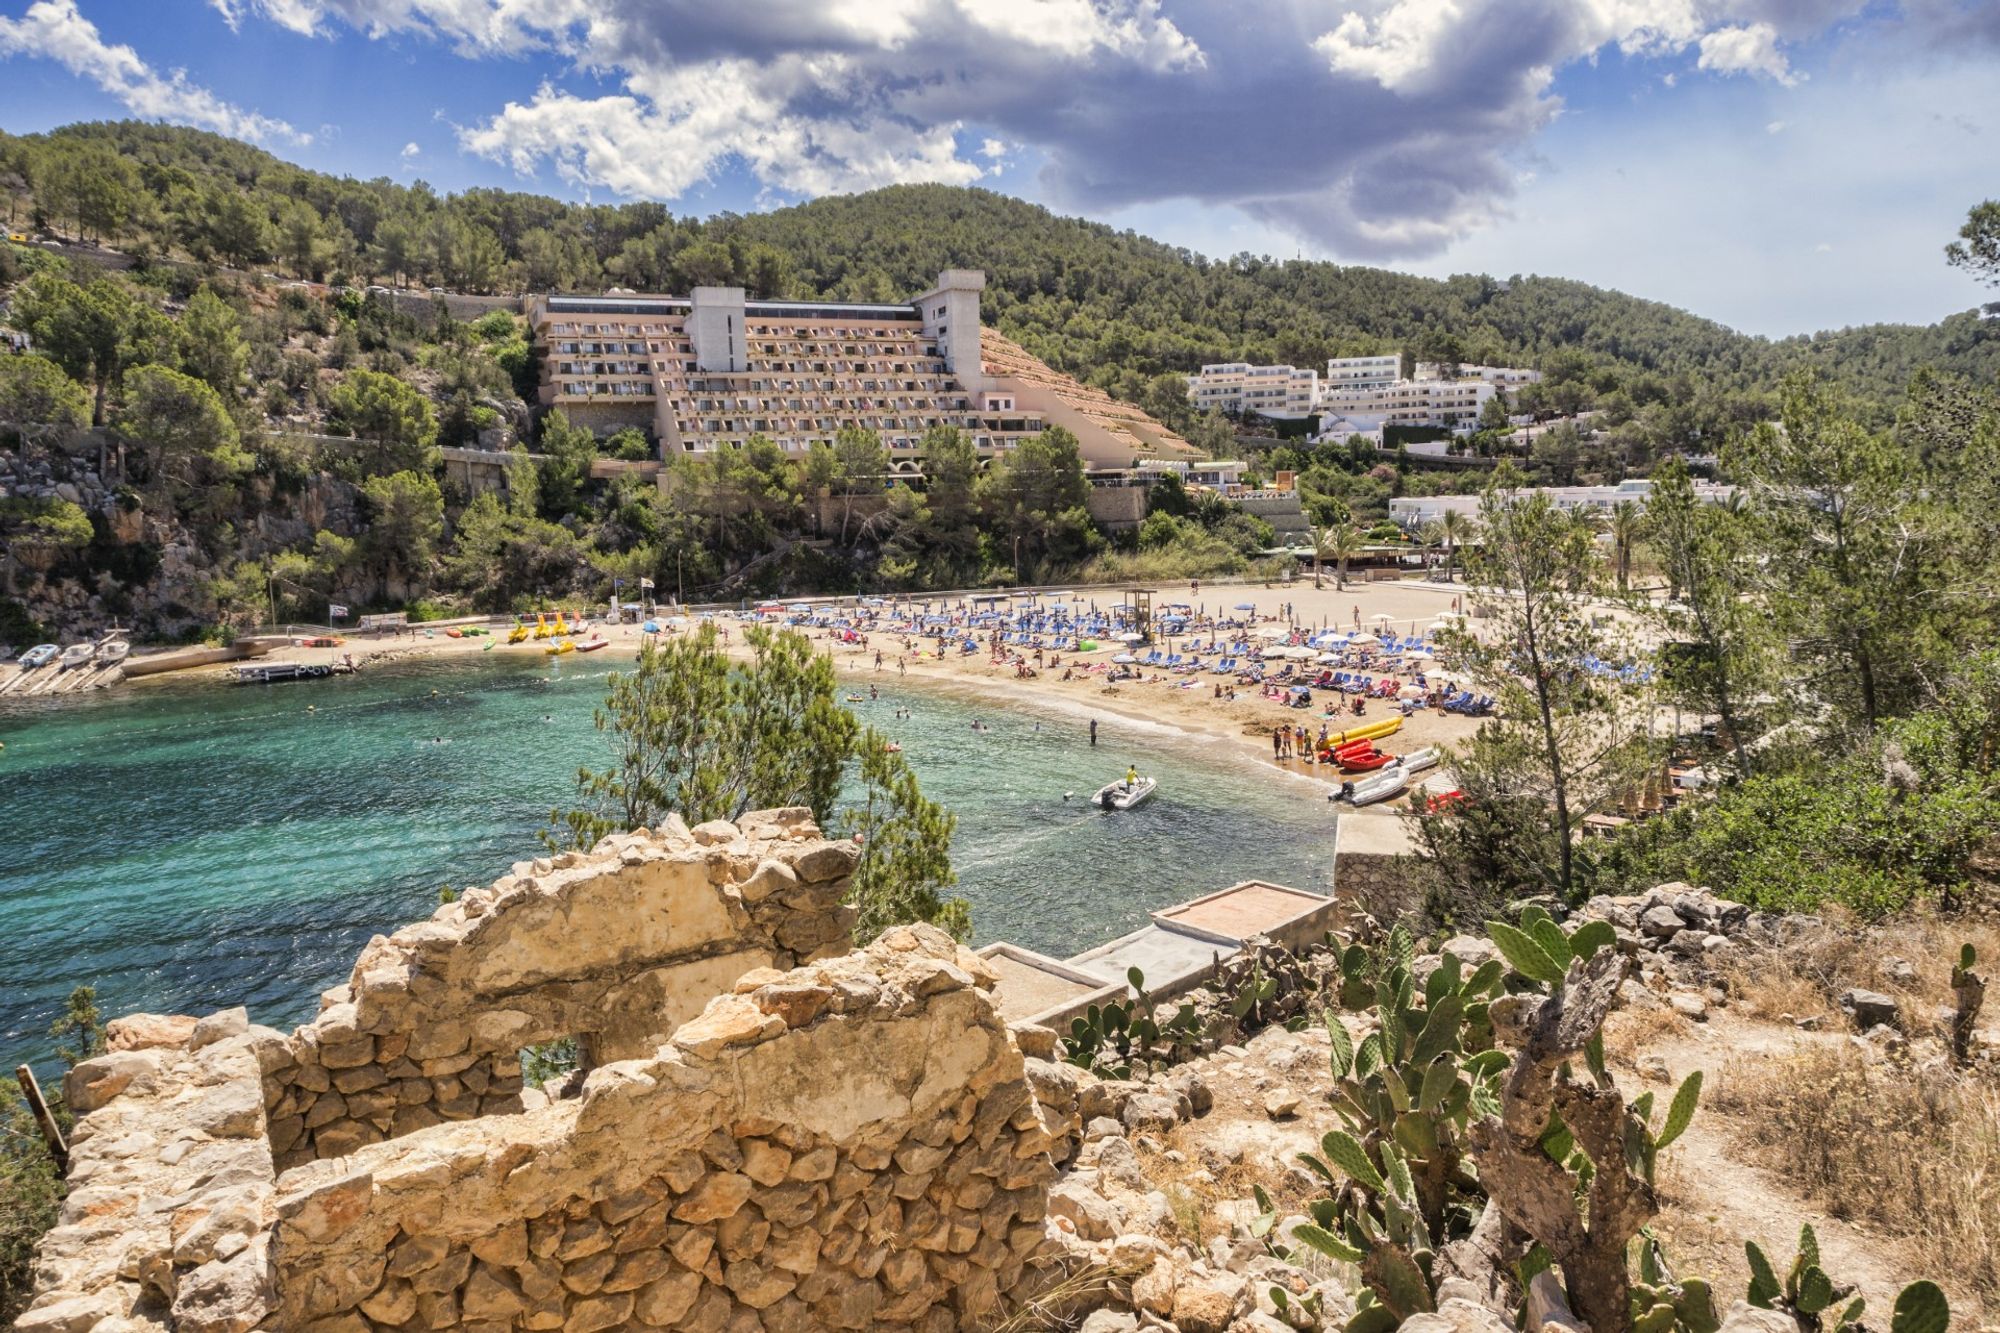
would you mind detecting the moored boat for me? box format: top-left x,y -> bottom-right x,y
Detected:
574,640 -> 608,653
98,639 -> 131,665
546,637 -> 575,656
58,643 -> 95,670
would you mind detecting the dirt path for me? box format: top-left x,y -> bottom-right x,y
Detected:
1630,1015 -> 1990,1323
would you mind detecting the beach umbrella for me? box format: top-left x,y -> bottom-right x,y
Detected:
1371,613 -> 1397,624
1316,652 -> 1341,664
1112,652 -> 1136,663
1118,631 -> 1145,643
1351,633 -> 1381,646
1398,685 -> 1425,700
1234,602 -> 1256,611
1407,647 -> 1433,659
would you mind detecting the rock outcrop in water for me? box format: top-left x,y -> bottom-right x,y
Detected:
20,812 -> 1059,1332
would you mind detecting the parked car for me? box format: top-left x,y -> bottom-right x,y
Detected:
19,643 -> 60,669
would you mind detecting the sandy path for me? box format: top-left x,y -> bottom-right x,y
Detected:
1625,1015 -> 1988,1322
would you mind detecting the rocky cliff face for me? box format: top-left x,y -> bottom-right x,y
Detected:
2,434 -> 365,640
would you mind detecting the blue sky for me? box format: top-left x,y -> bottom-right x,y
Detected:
1,0 -> 1996,337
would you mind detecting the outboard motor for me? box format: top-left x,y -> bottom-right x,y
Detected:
1100,789 -> 1116,811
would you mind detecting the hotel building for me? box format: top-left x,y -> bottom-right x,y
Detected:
527,270 -> 1193,470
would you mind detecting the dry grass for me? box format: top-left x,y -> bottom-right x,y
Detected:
1601,999 -> 1690,1062
1720,911 -> 2000,1031
1707,1043 -> 2000,1304
980,1264 -> 1121,1333
1135,1123 -> 1320,1249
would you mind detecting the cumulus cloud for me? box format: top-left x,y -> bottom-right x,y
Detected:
2,0 -> 305,143
208,0 -> 1983,260
1697,22 -> 1800,83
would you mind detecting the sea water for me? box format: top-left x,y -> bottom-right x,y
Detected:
0,653 -> 1333,1070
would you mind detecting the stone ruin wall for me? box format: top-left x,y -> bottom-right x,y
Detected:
272,925 -> 1057,1332
263,809 -> 859,1169
18,810 -> 1074,1332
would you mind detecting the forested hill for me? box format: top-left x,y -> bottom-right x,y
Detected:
3,120 -> 1995,423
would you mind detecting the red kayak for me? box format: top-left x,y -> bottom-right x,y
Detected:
1342,751 -> 1393,772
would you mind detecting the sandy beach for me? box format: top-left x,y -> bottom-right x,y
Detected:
217,576 -> 1487,799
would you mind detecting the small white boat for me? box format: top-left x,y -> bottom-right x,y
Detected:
57,643 -> 95,670
1093,776 -> 1157,811
99,639 -> 130,665
1338,766 -> 1410,807
1398,747 -> 1440,775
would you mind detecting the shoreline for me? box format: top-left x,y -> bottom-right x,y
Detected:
115,576 -> 1483,814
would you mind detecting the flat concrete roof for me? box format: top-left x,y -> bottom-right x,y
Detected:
976,943 -> 1110,1025
1155,880 -> 1335,945
1067,925 -> 1232,990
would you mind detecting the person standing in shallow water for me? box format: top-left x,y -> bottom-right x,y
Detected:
1089,718 -> 1098,747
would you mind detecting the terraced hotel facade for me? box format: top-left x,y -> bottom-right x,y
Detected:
528,270 -> 1195,470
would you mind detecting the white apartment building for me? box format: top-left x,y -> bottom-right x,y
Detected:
1389,478 -> 1736,528
1190,349 -> 1541,435
1414,361 -> 1543,388
1187,362 -> 1319,419
1134,457 -> 1251,494
1323,354 -> 1402,391
1318,376 -> 1499,433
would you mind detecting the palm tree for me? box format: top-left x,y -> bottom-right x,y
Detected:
1432,509 -> 1473,582
1316,523 -> 1365,590
1606,499 -> 1644,591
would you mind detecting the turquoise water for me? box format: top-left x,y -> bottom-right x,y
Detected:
0,654 -> 1334,1070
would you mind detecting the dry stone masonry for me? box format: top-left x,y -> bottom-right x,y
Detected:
20,812 -> 1077,1332
272,924 -> 1056,1331
263,809 -> 858,1169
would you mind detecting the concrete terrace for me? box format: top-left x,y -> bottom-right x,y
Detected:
981,878 -> 1342,1027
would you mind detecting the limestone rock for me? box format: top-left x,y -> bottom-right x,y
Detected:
1720,1301 -> 1806,1333
190,1007 -> 250,1051
1400,1296 -> 1516,1333
1840,988 -> 1900,1029
1640,904 -> 1685,938
1170,1269 -> 1248,1333
106,1013 -> 199,1052
1079,1310 -> 1141,1333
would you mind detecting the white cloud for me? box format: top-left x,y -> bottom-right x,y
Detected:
204,0 -> 1989,268
1766,118 -> 1788,132
1697,22 -> 1800,84
399,141 -> 420,159
2,0 -> 305,143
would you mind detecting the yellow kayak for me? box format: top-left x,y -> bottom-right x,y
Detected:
546,638 -> 575,656
507,625 -> 529,643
